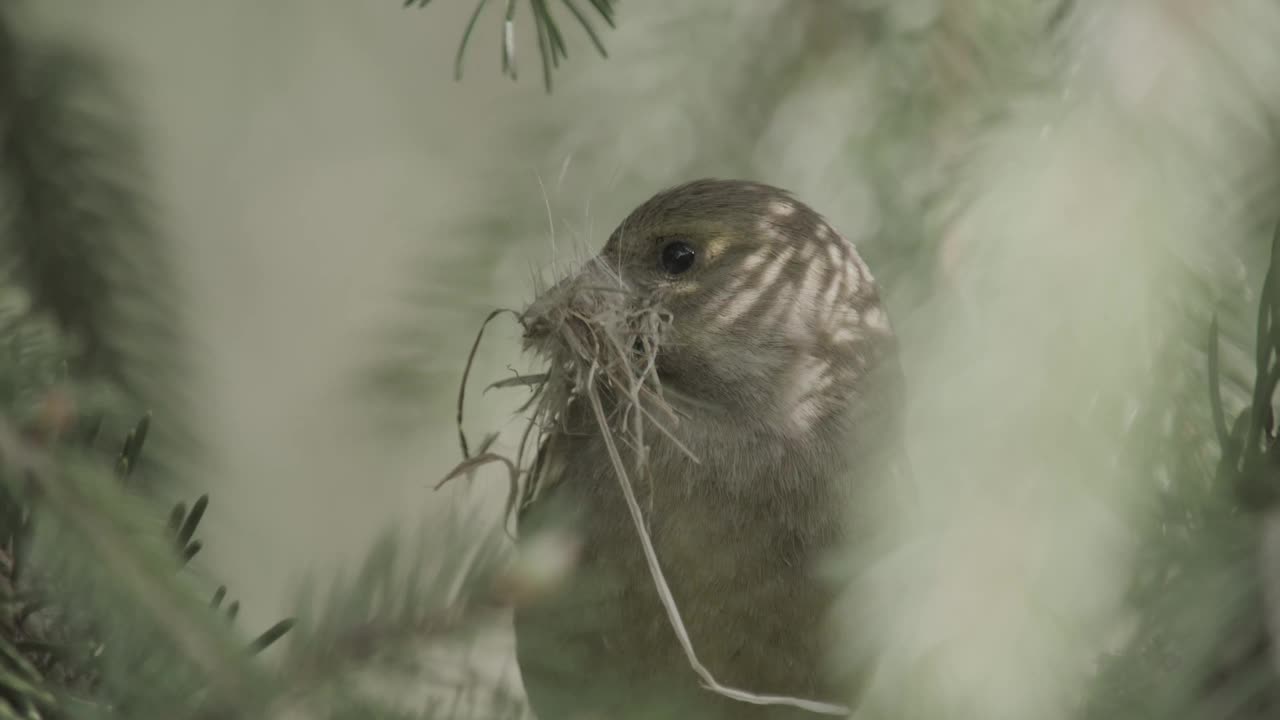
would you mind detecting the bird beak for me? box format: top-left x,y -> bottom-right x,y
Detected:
520,257 -> 620,344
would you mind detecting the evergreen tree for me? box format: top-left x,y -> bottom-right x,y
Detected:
5,1 -> 1280,717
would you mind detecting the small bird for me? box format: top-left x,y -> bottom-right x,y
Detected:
512,179 -> 903,719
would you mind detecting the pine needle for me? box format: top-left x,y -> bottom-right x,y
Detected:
407,0 -> 615,91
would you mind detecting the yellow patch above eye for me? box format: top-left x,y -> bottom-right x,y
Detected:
702,235 -> 732,262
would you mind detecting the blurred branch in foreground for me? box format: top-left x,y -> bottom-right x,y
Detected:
1086,224 -> 1280,720
0,3 -> 198,492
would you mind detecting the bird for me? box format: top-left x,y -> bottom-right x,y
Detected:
511,178 -> 904,720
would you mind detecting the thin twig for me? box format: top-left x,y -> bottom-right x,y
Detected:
485,373 -> 548,393
457,309 -> 521,460
436,452 -> 523,539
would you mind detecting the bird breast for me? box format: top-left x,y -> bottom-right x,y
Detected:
513,412 -> 848,719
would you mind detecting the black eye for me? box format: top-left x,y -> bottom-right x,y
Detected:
659,240 -> 696,275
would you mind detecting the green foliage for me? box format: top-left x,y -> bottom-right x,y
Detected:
0,291 -> 294,718
0,277 -> 519,718
405,0 -> 615,91
11,2 -> 1280,718
0,5 -> 533,715
1083,227 -> 1280,720
0,2 -> 197,492
0,286 -> 87,720
284,521 -> 521,718
0,289 -> 520,718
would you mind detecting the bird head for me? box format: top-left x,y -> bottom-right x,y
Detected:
521,178 -> 896,439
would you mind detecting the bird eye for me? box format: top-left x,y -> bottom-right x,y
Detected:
659,240 -> 696,275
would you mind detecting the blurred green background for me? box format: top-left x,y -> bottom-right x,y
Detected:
6,1 -> 1280,718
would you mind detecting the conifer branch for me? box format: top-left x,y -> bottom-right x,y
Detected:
0,418 -> 269,717
405,0 -> 615,91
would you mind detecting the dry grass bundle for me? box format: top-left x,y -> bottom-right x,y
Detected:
441,257 -> 679,531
